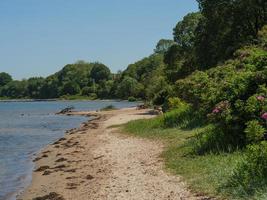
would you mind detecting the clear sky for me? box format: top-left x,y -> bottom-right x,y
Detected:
0,0 -> 198,80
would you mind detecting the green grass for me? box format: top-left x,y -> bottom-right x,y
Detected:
122,117 -> 248,200
0,96 -> 11,100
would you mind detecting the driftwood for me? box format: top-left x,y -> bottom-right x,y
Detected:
136,104 -> 148,110
56,106 -> 75,114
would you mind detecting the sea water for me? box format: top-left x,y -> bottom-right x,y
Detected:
0,100 -> 137,200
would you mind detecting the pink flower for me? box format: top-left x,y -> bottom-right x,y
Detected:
212,108 -> 220,114
257,96 -> 265,101
261,112 -> 267,120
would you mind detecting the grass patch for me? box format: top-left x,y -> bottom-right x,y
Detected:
122,116 -> 251,200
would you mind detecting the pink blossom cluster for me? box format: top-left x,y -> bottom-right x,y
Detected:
257,95 -> 265,101
212,101 -> 230,114
261,112 -> 267,120
212,108 -> 220,114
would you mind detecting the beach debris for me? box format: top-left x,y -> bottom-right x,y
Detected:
66,182 -> 79,190
33,157 -> 42,162
56,106 -> 75,114
66,176 -> 77,180
55,158 -> 68,163
136,104 -> 148,110
43,170 -> 52,176
34,165 -> 50,172
64,168 -> 76,173
53,164 -> 67,169
93,155 -> 104,160
32,192 -> 65,200
58,137 -> 66,142
85,174 -> 94,180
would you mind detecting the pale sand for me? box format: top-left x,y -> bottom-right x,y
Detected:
18,107 -> 207,200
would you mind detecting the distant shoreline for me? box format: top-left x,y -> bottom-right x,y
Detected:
0,99 -> 133,103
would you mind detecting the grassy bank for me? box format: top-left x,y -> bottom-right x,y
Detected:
121,116 -> 267,200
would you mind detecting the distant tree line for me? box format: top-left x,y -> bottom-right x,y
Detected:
0,62 -> 112,99
0,0 -> 266,103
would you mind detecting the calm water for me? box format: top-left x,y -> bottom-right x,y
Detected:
0,100 -> 138,200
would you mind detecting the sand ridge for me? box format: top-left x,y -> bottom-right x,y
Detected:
18,107 -> 206,200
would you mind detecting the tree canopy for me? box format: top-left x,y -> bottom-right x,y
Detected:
0,72 -> 12,87
90,63 -> 111,83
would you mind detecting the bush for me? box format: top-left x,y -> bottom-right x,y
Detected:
165,97 -> 187,110
89,93 -> 97,100
128,96 -> 137,102
81,86 -> 94,96
192,124 -> 238,155
61,82 -> 80,95
226,142 -> 267,197
245,120 -> 266,144
163,103 -> 192,128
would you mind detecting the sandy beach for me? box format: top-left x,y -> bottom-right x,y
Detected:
18,107 -> 202,200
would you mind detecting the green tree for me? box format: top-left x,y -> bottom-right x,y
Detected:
57,62 -> 92,88
154,39 -> 175,54
27,77 -> 45,98
116,76 -> 144,99
195,0 -> 267,68
61,81 -> 80,95
146,75 -> 172,105
81,86 -> 95,96
97,80 -> 114,98
164,45 -> 185,83
173,12 -> 202,52
39,76 -> 60,98
90,63 -> 111,83
0,72 -> 12,87
163,12 -> 201,83
1,80 -> 28,98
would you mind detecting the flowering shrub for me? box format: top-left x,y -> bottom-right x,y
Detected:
261,112 -> 267,120
174,40 -> 267,149
208,101 -> 233,126
257,95 -> 265,101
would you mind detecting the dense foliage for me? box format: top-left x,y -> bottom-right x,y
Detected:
0,62 -> 113,99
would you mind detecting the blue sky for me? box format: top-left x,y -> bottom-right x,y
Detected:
0,0 -> 198,80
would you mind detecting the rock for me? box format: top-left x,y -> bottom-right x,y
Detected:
86,175 -> 94,180
56,106 -> 75,115
32,192 -> 64,200
55,158 -> 68,163
43,170 -> 52,176
35,166 -> 50,172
